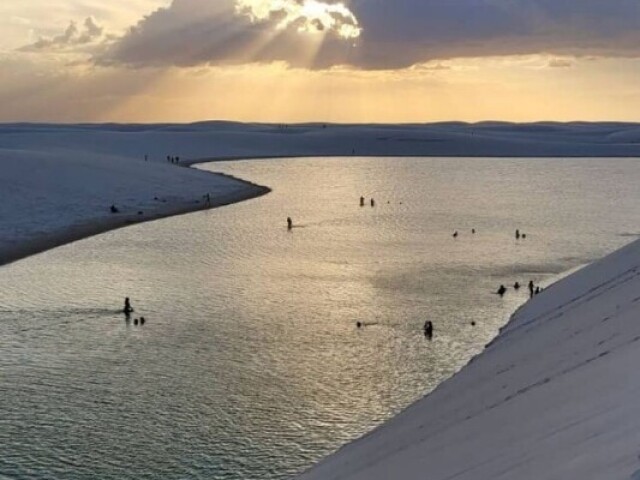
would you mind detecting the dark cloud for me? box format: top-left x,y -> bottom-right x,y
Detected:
21,17 -> 105,52
100,0 -> 640,69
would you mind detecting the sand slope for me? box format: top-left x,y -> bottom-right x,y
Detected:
297,238 -> 640,479
0,147 -> 268,266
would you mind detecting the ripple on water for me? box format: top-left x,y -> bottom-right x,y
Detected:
2,157 -> 640,479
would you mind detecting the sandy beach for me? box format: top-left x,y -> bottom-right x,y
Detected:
0,143 -> 270,267
0,170 -> 269,267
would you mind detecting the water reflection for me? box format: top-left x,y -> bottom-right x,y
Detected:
1,157 -> 640,479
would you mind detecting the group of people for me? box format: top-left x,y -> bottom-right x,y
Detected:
167,155 -> 181,164
453,228 -> 527,239
123,297 -> 147,326
360,196 -> 376,207
515,229 -> 527,240
497,280 -> 542,298
453,229 -> 479,238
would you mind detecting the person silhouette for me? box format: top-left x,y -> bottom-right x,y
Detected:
528,280 -> 535,298
424,321 -> 434,338
360,196 -> 365,207
123,297 -> 133,315
497,285 -> 507,297
287,217 -> 293,230
516,229 -> 521,240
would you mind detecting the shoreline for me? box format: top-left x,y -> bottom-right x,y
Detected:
188,153 -> 640,166
297,237 -> 640,479
2,144 -> 639,477
0,170 -> 270,268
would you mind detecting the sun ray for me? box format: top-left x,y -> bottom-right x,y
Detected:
235,0 -> 361,40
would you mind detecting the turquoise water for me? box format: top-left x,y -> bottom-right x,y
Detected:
1,157 -> 640,479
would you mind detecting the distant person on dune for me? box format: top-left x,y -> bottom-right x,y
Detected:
528,281 -> 535,298
287,217 -> 293,230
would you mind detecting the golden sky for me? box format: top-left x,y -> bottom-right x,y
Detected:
2,0 -> 640,123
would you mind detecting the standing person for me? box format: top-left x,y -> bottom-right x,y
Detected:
528,280 -> 535,298
123,297 -> 133,315
516,229 -> 521,240
424,321 -> 434,339
287,217 -> 293,230
497,285 -> 507,297
360,196 -> 365,207
370,198 -> 375,207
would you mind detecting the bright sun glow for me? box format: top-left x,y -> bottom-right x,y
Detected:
235,0 -> 361,39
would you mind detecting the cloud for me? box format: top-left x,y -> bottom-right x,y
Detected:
547,58 -> 574,68
236,0 -> 361,39
20,17 -> 105,52
98,0 -> 360,69
76,0 -> 640,70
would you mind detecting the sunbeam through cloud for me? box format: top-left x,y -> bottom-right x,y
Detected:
235,0 -> 361,39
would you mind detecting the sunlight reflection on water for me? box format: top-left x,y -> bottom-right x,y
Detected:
1,157 -> 640,479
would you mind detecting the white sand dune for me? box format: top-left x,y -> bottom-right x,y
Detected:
297,238 -> 640,480
2,121 -> 640,163
0,146 -> 268,266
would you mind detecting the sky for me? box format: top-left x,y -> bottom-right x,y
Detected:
2,0 -> 640,123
